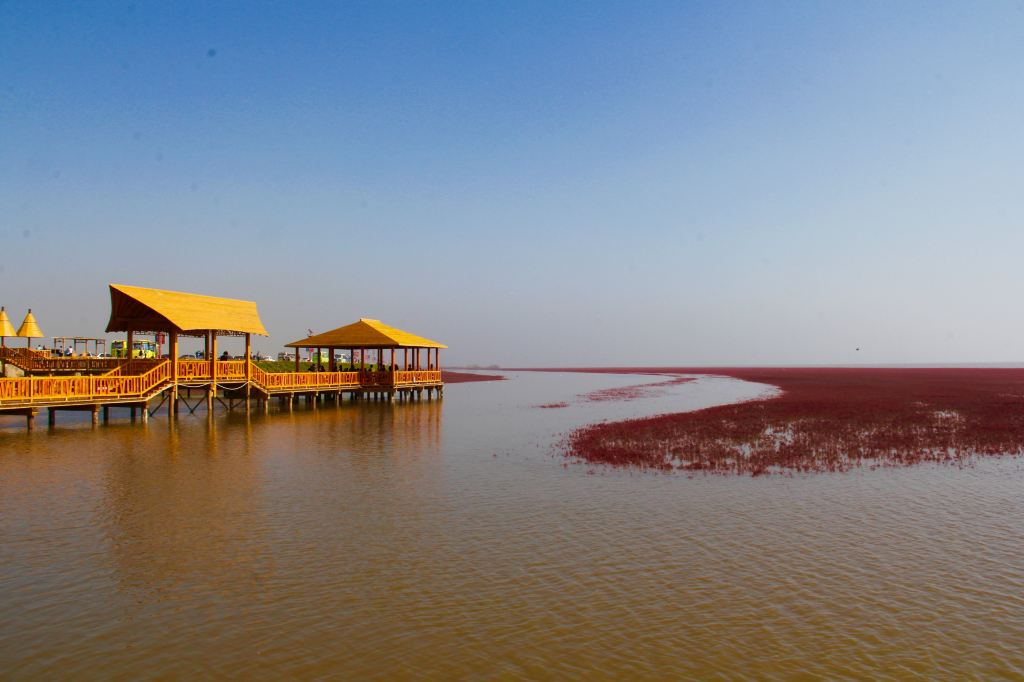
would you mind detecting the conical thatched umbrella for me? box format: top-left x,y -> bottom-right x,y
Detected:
17,309 -> 43,349
0,306 -> 15,347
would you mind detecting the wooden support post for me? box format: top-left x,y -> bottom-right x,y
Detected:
103,406 -> 109,423
48,408 -> 56,426
329,347 -> 336,372
244,332 -> 252,400
170,331 -> 179,414
92,405 -> 99,425
126,329 -> 134,374
141,403 -> 149,423
26,409 -> 36,430
209,331 -> 217,411
295,348 -> 300,372
210,331 -> 217,380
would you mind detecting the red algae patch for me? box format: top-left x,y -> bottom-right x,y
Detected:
442,370 -> 505,384
547,368 -> 1024,476
537,402 -> 570,409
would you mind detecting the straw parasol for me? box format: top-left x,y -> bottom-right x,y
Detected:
0,306 -> 15,347
17,309 -> 43,348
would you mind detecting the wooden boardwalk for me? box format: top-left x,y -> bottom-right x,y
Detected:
0,358 -> 442,429
1,284 -> 447,430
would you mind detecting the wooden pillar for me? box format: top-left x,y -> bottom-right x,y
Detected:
390,348 -> 395,376
244,332 -> 252,399
48,408 -> 56,426
91,405 -> 99,425
295,348 -> 300,372
329,347 -> 336,372
209,331 -> 217,409
170,331 -> 179,414
404,348 -> 408,370
126,329 -> 134,374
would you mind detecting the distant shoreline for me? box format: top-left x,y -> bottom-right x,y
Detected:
441,370 -> 505,384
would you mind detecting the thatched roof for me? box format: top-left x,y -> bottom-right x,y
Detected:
105,284 -> 268,337
0,307 -> 15,337
17,309 -> 43,338
286,318 -> 446,349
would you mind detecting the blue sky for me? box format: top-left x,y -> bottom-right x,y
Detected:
2,1 -> 1023,364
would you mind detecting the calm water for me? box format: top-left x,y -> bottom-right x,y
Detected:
2,371 -> 1023,679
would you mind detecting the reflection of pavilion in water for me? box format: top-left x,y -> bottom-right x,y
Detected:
100,415 -> 275,609
100,399 -> 443,614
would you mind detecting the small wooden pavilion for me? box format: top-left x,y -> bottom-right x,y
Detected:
52,337 -> 107,357
105,284 -> 268,398
284,318 -> 445,401
285,318 -> 446,373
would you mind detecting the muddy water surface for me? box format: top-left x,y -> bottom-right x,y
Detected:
1,371 -> 1022,679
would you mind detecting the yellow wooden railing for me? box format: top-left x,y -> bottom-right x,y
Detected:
0,347 -> 140,374
174,360 -> 249,382
393,370 -> 442,385
0,360 -> 171,406
250,363 -> 360,391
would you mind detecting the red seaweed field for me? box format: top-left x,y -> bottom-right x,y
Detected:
530,367 -> 1024,475
442,370 -> 505,384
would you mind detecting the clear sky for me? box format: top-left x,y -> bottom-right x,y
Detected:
2,1 -> 1022,365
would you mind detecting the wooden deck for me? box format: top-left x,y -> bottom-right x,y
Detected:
0,359 -> 442,428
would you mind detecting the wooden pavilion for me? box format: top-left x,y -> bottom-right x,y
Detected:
105,283 -> 269,407
285,318 -> 446,399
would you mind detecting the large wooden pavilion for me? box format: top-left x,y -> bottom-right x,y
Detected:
105,283 -> 269,404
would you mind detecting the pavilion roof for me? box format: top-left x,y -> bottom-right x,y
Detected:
0,307 -> 15,337
17,309 -> 43,338
286,318 -> 447,349
105,284 -> 269,337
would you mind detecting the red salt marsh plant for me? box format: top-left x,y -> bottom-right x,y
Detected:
537,402 -> 570,409
544,368 -> 1024,476
442,370 -> 505,384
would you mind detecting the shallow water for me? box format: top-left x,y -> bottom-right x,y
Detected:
1,371 -> 1022,679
